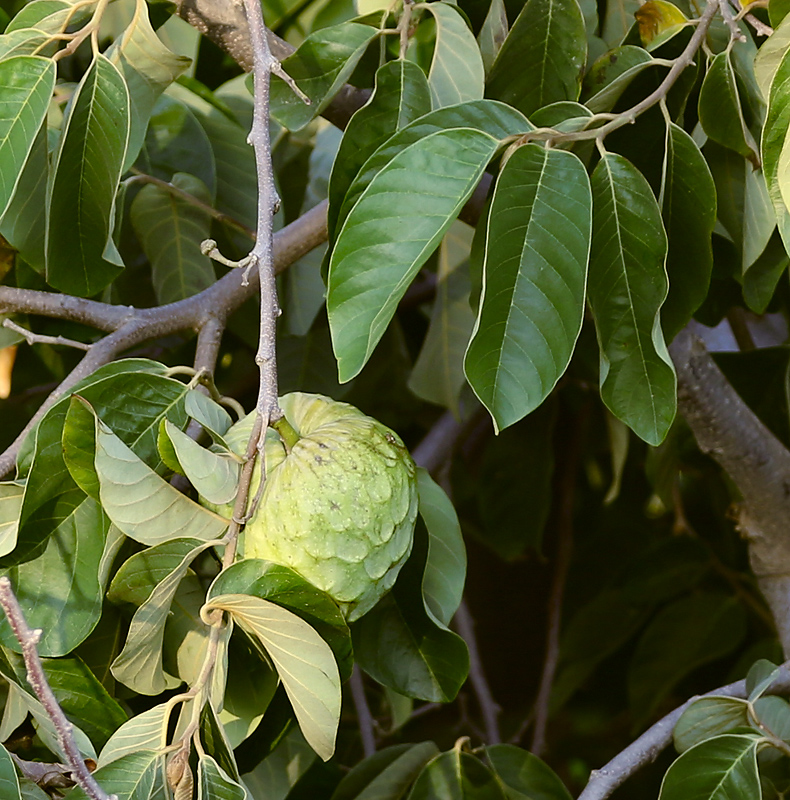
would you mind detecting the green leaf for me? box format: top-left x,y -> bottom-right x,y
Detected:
753,696 -> 790,741
743,164 -> 777,272
185,390 -> 233,442
242,728 -> 316,799
66,750 -> 161,800
601,0 -> 641,44
486,0 -> 587,117
588,152 -> 676,445
130,172 -> 216,303
46,54 -> 129,296
478,0 -> 509,74
327,59 -> 432,244
754,12 -> 790,100
99,703 -> 170,766
658,734 -> 761,800
408,222 -> 476,414
205,593 -> 341,761
422,2 -> 485,108
0,499 -> 110,656
352,525 -> 469,702
465,144 -> 591,431
209,559 -> 353,682
5,0 -> 88,34
331,742 -> 440,800
673,697 -> 750,753
659,122 -> 716,339
485,744 -> 573,800
417,469 -> 466,628
0,56 -> 54,219
198,754 -> 246,800
270,22 -> 379,131
334,100 -> 531,239
747,658 -> 784,700
628,593 -> 747,724
409,750 -> 507,800
698,51 -> 759,162
90,407 -> 229,545
110,538 -> 218,694
583,46 -> 655,113
161,420 -> 239,504
0,483 -> 22,558
0,744 -> 21,800
107,0 -> 191,169
328,128 -> 500,382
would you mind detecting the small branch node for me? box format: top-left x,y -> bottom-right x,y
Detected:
271,62 -> 310,104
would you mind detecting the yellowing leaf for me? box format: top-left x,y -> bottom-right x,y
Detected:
0,346 -> 15,399
635,0 -> 687,45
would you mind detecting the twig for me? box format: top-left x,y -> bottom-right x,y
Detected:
718,0 -> 747,40
453,599 -> 501,744
126,171 -> 256,241
2,319 -> 92,351
0,578 -> 116,800
193,315 -> 226,375
530,405 -> 587,757
350,666 -> 377,758
577,671 -> 790,800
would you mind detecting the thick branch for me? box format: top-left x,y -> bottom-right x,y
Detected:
670,329 -> 790,655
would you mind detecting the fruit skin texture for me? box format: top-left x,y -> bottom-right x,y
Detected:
221,393 -> 418,621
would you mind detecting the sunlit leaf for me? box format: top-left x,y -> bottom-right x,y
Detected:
635,0 -> 687,47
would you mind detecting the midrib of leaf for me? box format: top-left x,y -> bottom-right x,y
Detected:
709,740 -> 757,796
600,157 -> 659,435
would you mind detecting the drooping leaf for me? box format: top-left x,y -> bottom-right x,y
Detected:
90,406 -> 229,545
486,0 -> 587,117
130,172 -> 216,303
270,22 -> 379,131
0,744 -> 20,800
46,54 -> 130,296
0,483 -> 22,558
588,152 -> 676,445
5,0 -> 90,33
486,744 -> 573,800
185,390 -> 234,442
673,697 -> 750,753
198,754 -> 246,800
107,0 -> 191,169
699,51 -> 759,162
328,128 -> 500,382
659,122 -> 716,339
417,469 -> 466,628
409,750 -> 507,800
204,593 -> 341,761
241,727 -> 315,800
465,144 -> 591,431
99,703 -> 170,767
110,538 -> 218,695
65,750 -> 161,800
744,163 -> 777,273
422,2 -> 485,108
601,0 -> 641,44
0,56 -> 54,219
478,0 -> 509,74
327,59 -> 432,243
331,742 -> 440,800
352,524 -> 469,702
658,734 -> 761,800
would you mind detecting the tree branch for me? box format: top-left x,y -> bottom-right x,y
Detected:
0,577 -> 116,800
350,666 -> 377,758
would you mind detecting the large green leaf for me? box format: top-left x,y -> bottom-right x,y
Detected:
0,56 -> 54,219
270,22 -> 379,131
331,742 -> 440,800
0,744 -> 20,800
327,59 -> 432,243
588,152 -> 675,445
334,100 -> 531,239
417,469 -> 466,628
205,593 -> 341,762
352,525 -> 468,702
658,734 -> 761,800
673,697 -> 750,753
628,593 -> 746,725
485,745 -> 573,800
5,0 -> 90,34
409,222 -> 476,414
110,538 -> 218,694
659,122 -> 716,339
486,0 -> 586,117
130,172 -> 216,303
328,128 -> 500,382
242,728 -> 316,799
422,2 -> 485,108
699,51 -> 759,162
409,750 -> 507,800
99,703 -> 170,766
90,407 -> 229,545
107,0 -> 190,169
46,54 -> 129,296
465,144 -> 591,431
66,750 -> 161,800
761,45 -> 790,256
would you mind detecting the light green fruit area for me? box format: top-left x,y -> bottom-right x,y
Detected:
219,393 -> 418,621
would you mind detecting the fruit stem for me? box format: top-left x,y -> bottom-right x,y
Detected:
272,416 -> 300,451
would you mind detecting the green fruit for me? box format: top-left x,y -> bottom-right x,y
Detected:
216,393 -> 418,621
